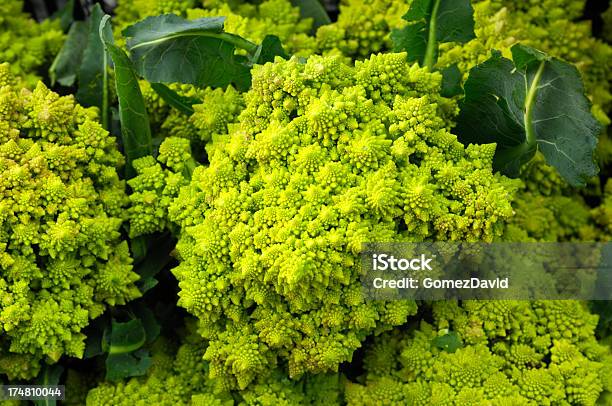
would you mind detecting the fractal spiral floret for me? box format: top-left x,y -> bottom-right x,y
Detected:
163,52 -> 518,389
346,301 -> 612,405
0,64 -> 139,379
0,0 -> 64,87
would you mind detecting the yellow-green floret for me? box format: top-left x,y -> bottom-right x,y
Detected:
346,301 -> 612,405
0,0 -> 64,87
163,52 -> 518,389
85,323 -> 344,405
0,64 -> 140,379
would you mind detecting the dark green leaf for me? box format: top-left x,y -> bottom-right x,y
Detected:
134,234 -> 175,293
151,83 -> 200,116
456,44 -> 600,186
124,15 -> 226,45
291,0 -> 331,31
391,22 -> 428,63
84,316 -> 109,358
108,319 -> 146,355
133,303 -> 161,344
252,35 -> 290,65
50,0 -> 75,31
131,236 -> 149,263
391,0 -> 475,69
440,63 -> 463,97
99,16 -> 153,177
123,15 -> 255,90
34,365 -> 64,406
49,21 -> 89,86
104,318 -> 151,381
138,277 -> 159,294
76,5 -> 110,117
432,331 -> 463,353
105,350 -> 152,381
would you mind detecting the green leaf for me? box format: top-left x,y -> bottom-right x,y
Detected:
150,83 -> 200,116
134,233 -> 176,293
440,63 -> 463,97
105,350 -> 152,381
34,365 -> 64,406
49,21 -> 89,86
251,35 -> 290,65
51,0 -> 75,31
391,22 -> 428,63
83,316 -> 109,358
99,16 -> 153,177
108,319 -> 146,356
432,331 -> 463,353
391,0 -> 475,69
105,319 -> 151,381
291,0 -> 331,31
132,303 -> 161,344
455,44 -> 600,186
131,236 -> 149,263
123,15 -> 256,91
76,5 -> 111,122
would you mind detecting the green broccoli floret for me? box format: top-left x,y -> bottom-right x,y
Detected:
347,300 -> 612,405
0,64 -> 140,379
186,0 -> 316,57
0,0 -> 64,87
162,52 -> 518,389
315,0 -> 407,59
86,330 -> 228,405
128,137 -> 196,238
85,320 -> 342,405
190,86 -> 246,143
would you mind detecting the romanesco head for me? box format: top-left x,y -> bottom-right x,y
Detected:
0,65 -> 140,378
166,52 -> 517,388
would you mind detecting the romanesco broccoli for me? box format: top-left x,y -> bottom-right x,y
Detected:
0,64 -> 140,379
160,52 -> 517,389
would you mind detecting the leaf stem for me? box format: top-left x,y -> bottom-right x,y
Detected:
130,31 -> 259,55
99,15 -> 111,131
524,60 -> 545,147
423,0 -> 441,70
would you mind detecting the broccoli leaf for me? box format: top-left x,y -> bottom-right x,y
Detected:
99,16 -> 153,178
134,232 -> 176,293
150,83 -> 200,116
50,0 -> 75,31
105,350 -> 152,382
76,5 -> 111,125
291,0 -> 331,31
108,319 -> 146,356
391,0 -> 475,69
33,365 -> 64,406
105,319 -> 151,381
123,15 -> 255,91
432,331 -> 463,353
132,303 -> 162,345
251,35 -> 290,65
455,44 -> 600,187
440,63 -> 463,97
49,20 -> 89,87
